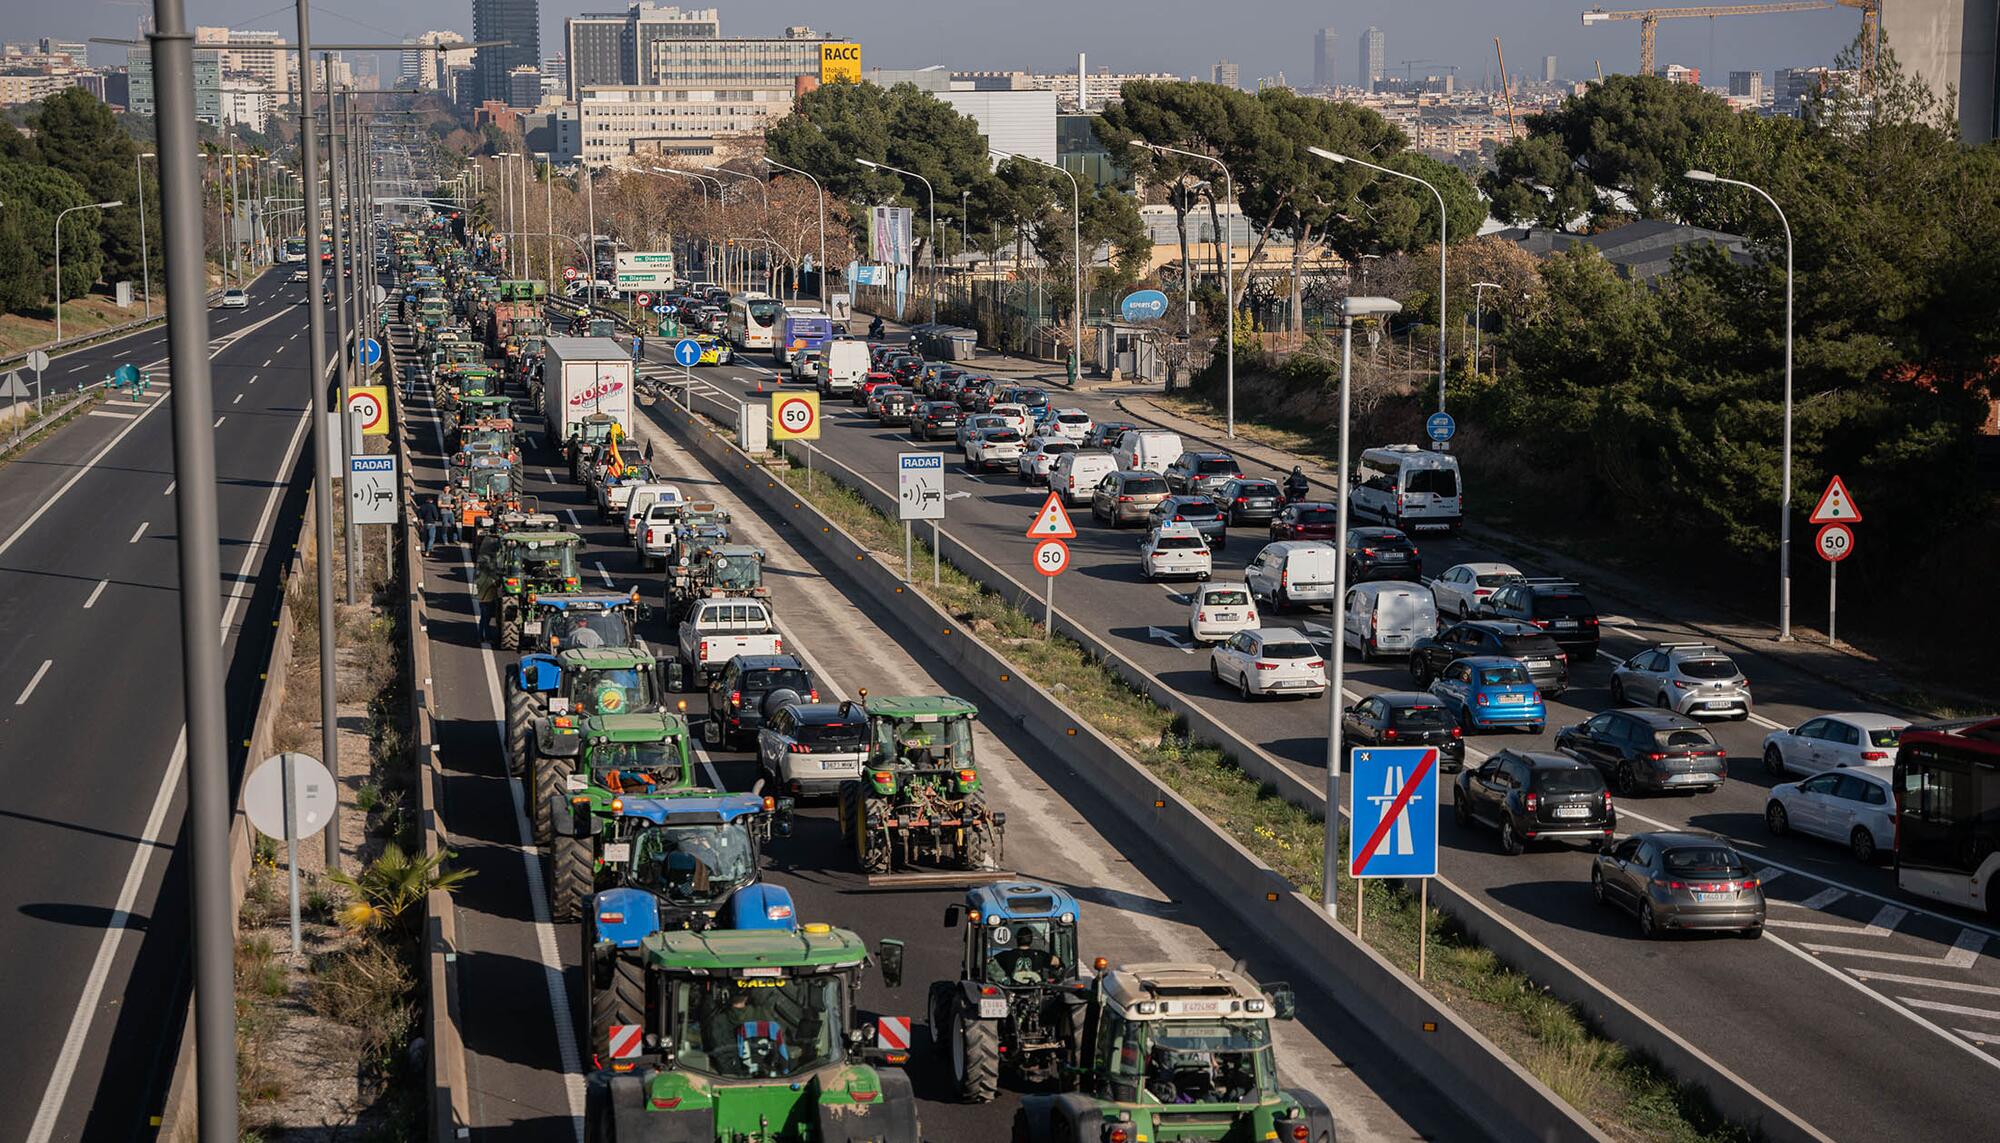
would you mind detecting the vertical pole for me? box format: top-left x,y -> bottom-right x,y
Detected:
149,0 -> 239,1130
1322,313 -> 1355,921
932,522 -> 940,589
137,154 -> 152,318
585,165 -> 597,304
297,9 -> 341,876
1355,879 -> 1365,939
806,445 -> 814,494
227,128 -> 242,286
1828,561 -> 1837,646
1045,571 -> 1054,637
1778,207 -> 1794,642
1223,168 -> 1235,437
903,520 -> 912,584
327,71 -> 358,606
1418,879 -> 1428,980
283,756 -> 301,953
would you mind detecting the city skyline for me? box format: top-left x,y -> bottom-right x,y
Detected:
20,0 -> 1864,91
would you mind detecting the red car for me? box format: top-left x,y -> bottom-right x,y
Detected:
854,371 -> 897,406
1269,501 -> 1342,541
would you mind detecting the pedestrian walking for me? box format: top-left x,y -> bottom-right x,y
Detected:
418,495 -> 443,556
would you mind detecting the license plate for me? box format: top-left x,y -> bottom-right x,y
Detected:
1174,999 -> 1223,1013
548,698 -> 570,713
978,998 -> 1009,1019
1271,679 -> 1314,689
1525,658 -> 1549,667
1553,805 -> 1588,818
1499,694 -> 1525,704
1213,612 -> 1238,620
1669,772 -> 1711,784
1692,891 -> 1729,903
602,843 -> 630,864
816,759 -> 858,773
1553,620 -> 1578,629
522,621 -> 542,635
565,774 -> 587,792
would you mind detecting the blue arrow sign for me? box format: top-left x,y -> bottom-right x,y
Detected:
673,338 -> 702,367
358,337 -> 382,367
1348,745 -> 1439,879
653,303 -> 671,314
1425,411 -> 1456,442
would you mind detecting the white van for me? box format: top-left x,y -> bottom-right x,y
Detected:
1342,580 -> 1439,660
1349,445 -> 1464,533
1243,541 -> 1341,611
1113,430 -> 1185,475
817,339 -> 869,394
1050,450 -> 1120,506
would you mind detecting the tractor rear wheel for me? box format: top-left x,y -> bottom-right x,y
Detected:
533,749 -> 571,847
500,612 -> 522,652
505,684 -> 535,779
857,792 -> 892,874
957,796 -> 995,871
951,1006 -> 1001,1103
551,832 -> 592,923
589,954 -> 646,1066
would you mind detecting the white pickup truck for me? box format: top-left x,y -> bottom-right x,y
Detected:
636,500 -> 681,570
673,598 -> 783,690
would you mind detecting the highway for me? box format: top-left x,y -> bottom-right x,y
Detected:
395,316 -> 1487,1141
0,268 -> 321,1141
642,340 -> 2000,1143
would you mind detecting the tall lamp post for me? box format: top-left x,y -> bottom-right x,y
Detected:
653,166 -> 719,286
1309,147 -> 1449,421
535,151 -> 553,289
1131,139 -> 1236,435
856,157 -> 937,324
54,200 -> 123,345
991,149 -> 1083,383
495,152 -> 517,277
1322,293 -> 1402,921
705,165 -> 771,295
760,156 -> 825,306
1685,169 -> 1795,641
136,153 -> 155,318
1468,281 -> 1499,378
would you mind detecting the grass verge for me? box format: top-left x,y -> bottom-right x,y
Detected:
0,388 -> 106,470
769,453 -> 1750,1143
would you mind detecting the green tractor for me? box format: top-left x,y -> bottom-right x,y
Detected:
1012,963 -> 1330,1143
568,412 -> 623,480
542,711 -> 699,919
836,696 -> 1005,880
473,529 -> 583,650
582,925 -> 920,1143
515,646 -> 666,780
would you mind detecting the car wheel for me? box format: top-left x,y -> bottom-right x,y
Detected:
1763,745 -> 1786,776
1209,658 -> 1221,684
1615,763 -> 1639,797
1591,868 -> 1608,906
1850,826 -> 1878,863
1453,791 -> 1471,827
1409,656 -> 1429,686
1609,678 -> 1626,706
1236,671 -> 1253,700
1765,801 -> 1789,835
1460,706 -> 1477,736
1498,818 -> 1523,856
1638,901 -> 1660,939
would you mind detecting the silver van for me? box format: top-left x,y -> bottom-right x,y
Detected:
1349,445 -> 1464,533
1341,581 -> 1440,660
1244,541 -> 1341,611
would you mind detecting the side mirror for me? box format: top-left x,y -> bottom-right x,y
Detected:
876,938 -> 906,989
1266,983 -> 1298,1020
943,904 -> 964,929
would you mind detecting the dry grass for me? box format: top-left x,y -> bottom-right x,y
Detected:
0,294 -> 146,358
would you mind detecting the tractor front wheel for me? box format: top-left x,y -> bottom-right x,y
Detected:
499,608 -> 522,652
505,684 -> 535,779
952,1005 -> 1001,1103
551,832 -> 592,923
532,749 -> 571,847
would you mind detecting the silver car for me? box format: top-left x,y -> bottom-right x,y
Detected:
1610,642 -> 1752,719
1591,831 -> 1765,938
756,701 -> 869,798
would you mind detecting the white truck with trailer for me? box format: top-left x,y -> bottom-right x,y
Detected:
541,336 -> 634,453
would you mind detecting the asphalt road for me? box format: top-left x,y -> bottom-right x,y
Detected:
398,312 -> 1488,1141
645,342 -> 2000,1143
0,267 -> 321,1142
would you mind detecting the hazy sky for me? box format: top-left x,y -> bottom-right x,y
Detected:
33,1 -> 1861,87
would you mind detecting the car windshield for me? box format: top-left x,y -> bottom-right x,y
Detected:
1141,1018 -> 1278,1103
1661,846 -> 1746,876
1292,507 -> 1338,524
795,720 -> 866,749
628,821 -> 758,906
1477,664 -> 1531,686
1260,641 -> 1316,660
575,667 -> 657,716
1203,589 -> 1251,607
1654,728 -> 1717,750
470,468 -> 513,496
874,714 -> 975,765
1124,476 -> 1168,495
1677,659 -> 1738,680
515,543 -> 578,581
550,610 -> 634,650
1390,704 -> 1451,730
712,553 -> 761,589
1535,768 -> 1604,794
747,299 -> 783,325
979,919 -> 1077,985
668,975 -> 840,1080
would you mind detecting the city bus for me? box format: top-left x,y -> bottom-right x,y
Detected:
1893,718 -> 2000,915
724,291 -> 781,352
773,306 -> 832,365
281,237 -> 306,263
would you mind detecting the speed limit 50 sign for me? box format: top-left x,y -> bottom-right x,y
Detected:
1033,538 -> 1070,577
769,391 -> 820,441
1815,523 -> 1854,562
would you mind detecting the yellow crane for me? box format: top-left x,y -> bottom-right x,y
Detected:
1581,2 -> 1878,79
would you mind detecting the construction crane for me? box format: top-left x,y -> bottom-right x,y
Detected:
1582,3 -> 1837,78
1493,37 -> 1521,138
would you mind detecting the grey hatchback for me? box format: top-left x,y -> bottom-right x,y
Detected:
1592,832 -> 1765,938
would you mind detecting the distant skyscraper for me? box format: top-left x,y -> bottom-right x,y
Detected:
1543,55 -> 1558,83
1314,27 -> 1337,89
1360,26 -> 1384,93
471,0 -> 541,108
1211,59 -> 1239,89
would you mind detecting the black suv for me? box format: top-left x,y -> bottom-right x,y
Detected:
1215,477 -> 1283,526
1409,620 -> 1569,696
1346,527 -> 1423,583
704,654 -> 816,750
1340,692 -> 1466,771
1554,708 -> 1727,796
1477,577 -> 1600,660
1454,750 -> 1615,854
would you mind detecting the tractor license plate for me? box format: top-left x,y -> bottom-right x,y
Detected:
566,774 -> 587,792
522,621 -> 542,635
549,698 -> 570,713
978,999 -> 1009,1019
602,843 -> 630,863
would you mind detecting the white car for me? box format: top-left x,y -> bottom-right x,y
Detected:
790,350 -> 821,384
1766,764 -> 1897,863
1016,436 -> 1078,484
965,427 -> 1024,471
290,269 -> 309,283
1048,407 -> 1094,443
1209,628 -> 1326,699
987,403 -> 1031,434
1139,521 -> 1212,581
219,288 -> 249,309
1429,562 -> 1522,619
1761,712 -> 1906,776
1189,582 -> 1259,645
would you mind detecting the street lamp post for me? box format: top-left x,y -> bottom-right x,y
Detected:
54,200 -> 122,346
536,152 -> 553,289
760,156 -> 825,307
1685,169 -> 1795,641
1309,147 -> 1449,422
856,158 -> 937,325
136,153 -> 155,318
1323,293 -> 1403,920
990,149 -> 1082,383
705,165 -> 771,295
652,166 -> 714,285
1131,140 -> 1237,435
1469,281 -> 1499,378
496,152 -> 516,277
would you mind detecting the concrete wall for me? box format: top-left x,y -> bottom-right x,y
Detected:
1883,0 -> 1999,142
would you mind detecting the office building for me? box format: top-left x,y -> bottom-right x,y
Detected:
575,29 -> 841,165
1728,70 -> 1763,101
647,29 -> 830,86
0,73 -> 79,107
1314,27 -> 1337,89
543,52 -> 567,97
1211,59 -> 1239,89
1360,26 -> 1385,92
566,4 -> 722,98
129,44 -> 221,123
1662,63 -> 1699,86
1774,66 -> 1829,115
401,31 -> 472,92
1544,55 -> 1558,83
193,26 -> 287,94
1880,0 -> 1997,144
471,0 -> 542,109
509,64 -> 543,107
221,85 -> 274,132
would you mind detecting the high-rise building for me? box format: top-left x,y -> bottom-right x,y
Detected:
508,64 -> 543,108
1314,27 -> 1337,89
576,27 -> 839,165
1360,26 -> 1384,93
543,52 -> 568,98
1774,66 -> 1829,115
1880,0 -> 1997,144
129,44 -> 221,123
1543,55 -> 1558,83
194,27 -> 287,95
1211,59 -> 1239,89
565,4 -> 722,98
471,0 -> 542,109
400,31 -> 471,92
1728,70 -> 1763,101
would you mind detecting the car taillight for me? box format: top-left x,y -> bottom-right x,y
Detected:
808,689 -> 820,702
1383,728 -> 1398,739
1254,661 -> 1277,670
1529,690 -> 1541,702
1197,611 -> 1207,621
1648,752 -> 1665,761
1476,694 -> 1489,705
598,912 -> 624,924
1860,751 -> 1889,761
1673,680 -> 1690,689
1235,496 -> 1247,505
729,691 -> 741,707
850,1089 -> 879,1103
1657,879 -> 1686,890
789,742 -> 812,753
1361,547 -> 1377,557
1531,619 -> 1550,628
1280,570 -> 1289,586
1174,515 -> 1184,521
1307,660 -> 1324,668
1450,726 -> 1462,738
774,636 -> 783,652
1118,495 -> 1133,502
699,640 -> 708,658
1585,617 -> 1599,626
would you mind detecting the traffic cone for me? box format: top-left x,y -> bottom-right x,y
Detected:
754,378 -> 764,395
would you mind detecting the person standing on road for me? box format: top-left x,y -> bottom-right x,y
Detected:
418,495 -> 443,556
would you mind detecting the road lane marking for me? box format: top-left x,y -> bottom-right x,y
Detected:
213,416 -> 226,428
88,410 -> 137,420
595,560 -> 614,587
249,374 -> 257,384
563,508 -> 580,527
1851,971 -> 2000,996
1768,903 -> 1908,936
83,579 -> 107,609
262,359 -> 271,367
164,480 -> 175,496
14,659 -> 52,705
128,521 -> 148,544
232,394 -> 243,405
1801,928 -> 1986,968
1900,997 -> 2000,1021
105,400 -> 149,408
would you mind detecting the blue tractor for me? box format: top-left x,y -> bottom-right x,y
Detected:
505,590 -> 653,777
926,881 -> 1083,1102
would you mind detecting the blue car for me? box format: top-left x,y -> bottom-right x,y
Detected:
1427,655 -> 1546,734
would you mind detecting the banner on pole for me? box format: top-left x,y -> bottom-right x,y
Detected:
868,206 -> 914,267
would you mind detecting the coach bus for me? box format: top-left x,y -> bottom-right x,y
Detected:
280,237 -> 306,263
725,291 -> 781,352
774,307 -> 832,365
1894,718 -> 2000,915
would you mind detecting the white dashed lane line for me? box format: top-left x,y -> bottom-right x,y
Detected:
14,659 -> 52,705
83,579 -> 108,609
128,522 -> 148,544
